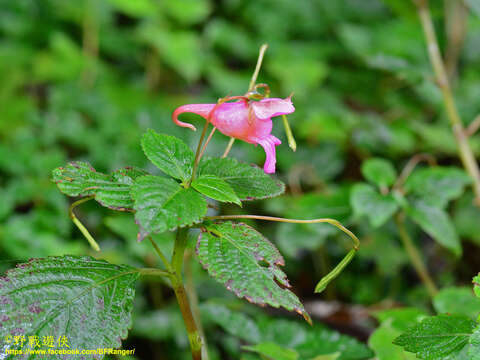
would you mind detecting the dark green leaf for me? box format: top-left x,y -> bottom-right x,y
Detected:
361,158 -> 397,188
0,256 -> 139,358
405,199 -> 461,256
132,175 -> 207,240
433,287 -> 480,319
393,315 -> 476,360
243,342 -> 299,360
52,161 -> 148,210
198,157 -> 285,201
404,167 -> 470,208
192,174 -> 241,205
351,183 -> 398,227
141,130 -> 194,182
201,303 -> 261,343
196,221 -> 310,323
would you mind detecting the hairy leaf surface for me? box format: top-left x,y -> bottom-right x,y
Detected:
192,174 -> 241,205
196,221 -> 310,323
141,129 -> 194,182
198,157 -> 285,200
0,256 -> 139,360
132,175 -> 207,240
52,161 -> 148,210
393,315 -> 476,360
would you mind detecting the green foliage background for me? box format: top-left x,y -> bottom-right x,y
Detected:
2,0 -> 480,359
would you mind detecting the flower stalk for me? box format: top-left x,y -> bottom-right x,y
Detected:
414,0 -> 480,205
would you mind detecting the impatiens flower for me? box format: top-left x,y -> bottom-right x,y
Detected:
172,97 -> 295,173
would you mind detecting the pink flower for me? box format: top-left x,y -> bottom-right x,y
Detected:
172,97 -> 295,173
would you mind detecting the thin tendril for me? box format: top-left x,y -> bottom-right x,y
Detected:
204,215 -> 360,293
69,196 -> 100,251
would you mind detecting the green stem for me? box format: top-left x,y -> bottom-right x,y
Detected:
69,196 -> 100,251
171,228 -> 203,360
395,213 -> 438,297
221,137 -> 235,158
282,115 -> 297,152
138,268 -> 171,277
248,44 -> 269,92
189,121 -> 210,185
148,236 -> 172,273
222,44 -> 269,158
414,0 -> 480,204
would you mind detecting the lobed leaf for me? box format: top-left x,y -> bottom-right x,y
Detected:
196,221 -> 310,323
192,174 -> 241,205
0,256 -> 139,359
405,199 -> 461,256
141,129 -> 194,182
52,161 -> 148,210
198,157 -> 285,201
350,183 -> 398,227
132,175 -> 207,240
393,314 -> 476,360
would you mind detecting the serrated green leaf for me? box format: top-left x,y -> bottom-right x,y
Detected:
433,287 -> 480,319
404,167 -> 471,208
368,320 -> 416,360
201,303 -> 261,343
192,174 -> 241,205
393,315 -> 476,360
132,175 -> 207,240
405,199 -> 461,256
0,256 -> 138,359
468,325 -> 480,360
243,342 -> 299,360
196,221 -> 310,323
361,158 -> 397,188
141,130 -> 194,182
351,183 -> 398,227
198,157 -> 285,201
52,161 -> 148,210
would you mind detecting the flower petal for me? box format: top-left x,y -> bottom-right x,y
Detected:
256,135 -> 281,174
251,97 -> 295,120
172,103 -> 216,131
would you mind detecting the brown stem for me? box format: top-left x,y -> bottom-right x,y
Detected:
172,277 -> 203,360
393,153 -> 437,190
395,213 -> 438,297
171,229 -> 203,359
414,0 -> 480,205
466,115 -> 480,137
444,0 -> 467,83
